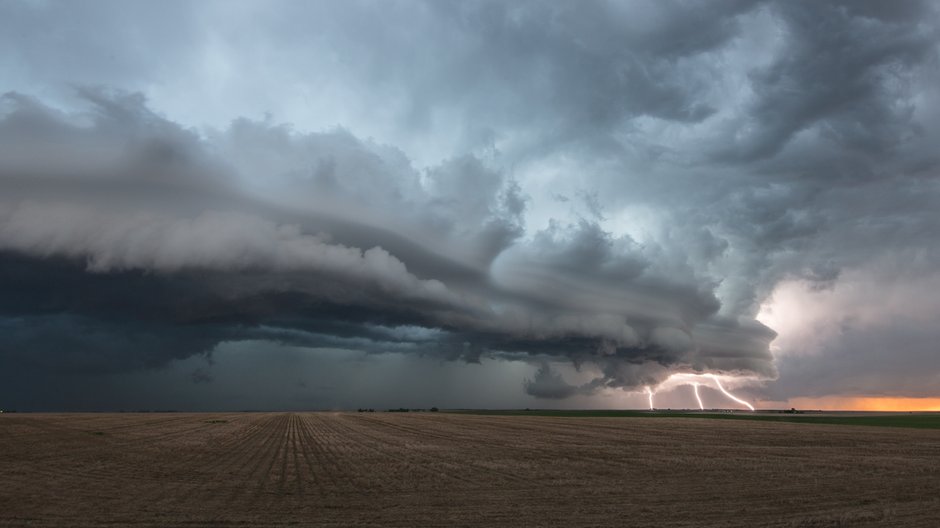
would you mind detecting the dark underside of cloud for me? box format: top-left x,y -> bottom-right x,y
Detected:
1,0 -> 939,408
0,89 -> 776,395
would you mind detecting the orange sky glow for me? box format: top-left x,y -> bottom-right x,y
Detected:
783,396 -> 940,412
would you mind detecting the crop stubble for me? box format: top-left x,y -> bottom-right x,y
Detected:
1,412 -> 939,527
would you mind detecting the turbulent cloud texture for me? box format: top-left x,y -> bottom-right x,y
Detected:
1,0 -> 939,409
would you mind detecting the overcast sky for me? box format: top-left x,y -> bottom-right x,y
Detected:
2,0 -> 939,411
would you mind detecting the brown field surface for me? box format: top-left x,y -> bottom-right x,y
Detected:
2,412 -> 939,527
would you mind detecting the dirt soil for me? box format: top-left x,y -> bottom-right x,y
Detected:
2,412 -> 939,527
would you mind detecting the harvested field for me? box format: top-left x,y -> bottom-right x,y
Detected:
2,413 -> 939,527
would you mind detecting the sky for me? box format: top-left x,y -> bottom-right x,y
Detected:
2,0 -> 939,411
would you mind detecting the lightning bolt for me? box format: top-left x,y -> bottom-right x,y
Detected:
645,386 -> 654,410
692,382 -> 704,410
707,374 -> 755,411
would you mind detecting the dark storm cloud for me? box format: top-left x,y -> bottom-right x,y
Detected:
715,0 -> 938,162
523,363 -> 583,399
2,0 -> 758,156
1,0 -> 939,407
0,87 -> 776,394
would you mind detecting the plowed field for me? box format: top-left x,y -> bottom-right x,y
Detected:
2,412 -> 939,527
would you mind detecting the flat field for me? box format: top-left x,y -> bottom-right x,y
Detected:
2,413 -> 939,527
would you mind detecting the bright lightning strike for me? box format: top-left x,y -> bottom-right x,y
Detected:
645,386 -> 654,410
692,382 -> 704,410
707,374 -> 755,411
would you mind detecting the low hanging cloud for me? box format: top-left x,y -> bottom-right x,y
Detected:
0,89 -> 776,393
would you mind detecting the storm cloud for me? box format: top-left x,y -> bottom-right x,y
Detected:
1,0 -> 939,409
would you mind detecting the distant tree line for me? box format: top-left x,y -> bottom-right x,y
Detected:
368,407 -> 439,413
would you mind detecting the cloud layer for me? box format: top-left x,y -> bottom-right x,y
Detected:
0,90 -> 775,391
1,0 -> 939,408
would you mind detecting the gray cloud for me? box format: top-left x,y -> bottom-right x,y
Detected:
1,1 -> 939,408
713,0 -> 937,162
523,363 -> 582,400
0,88 -> 776,397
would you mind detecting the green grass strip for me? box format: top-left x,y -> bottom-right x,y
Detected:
445,409 -> 940,429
